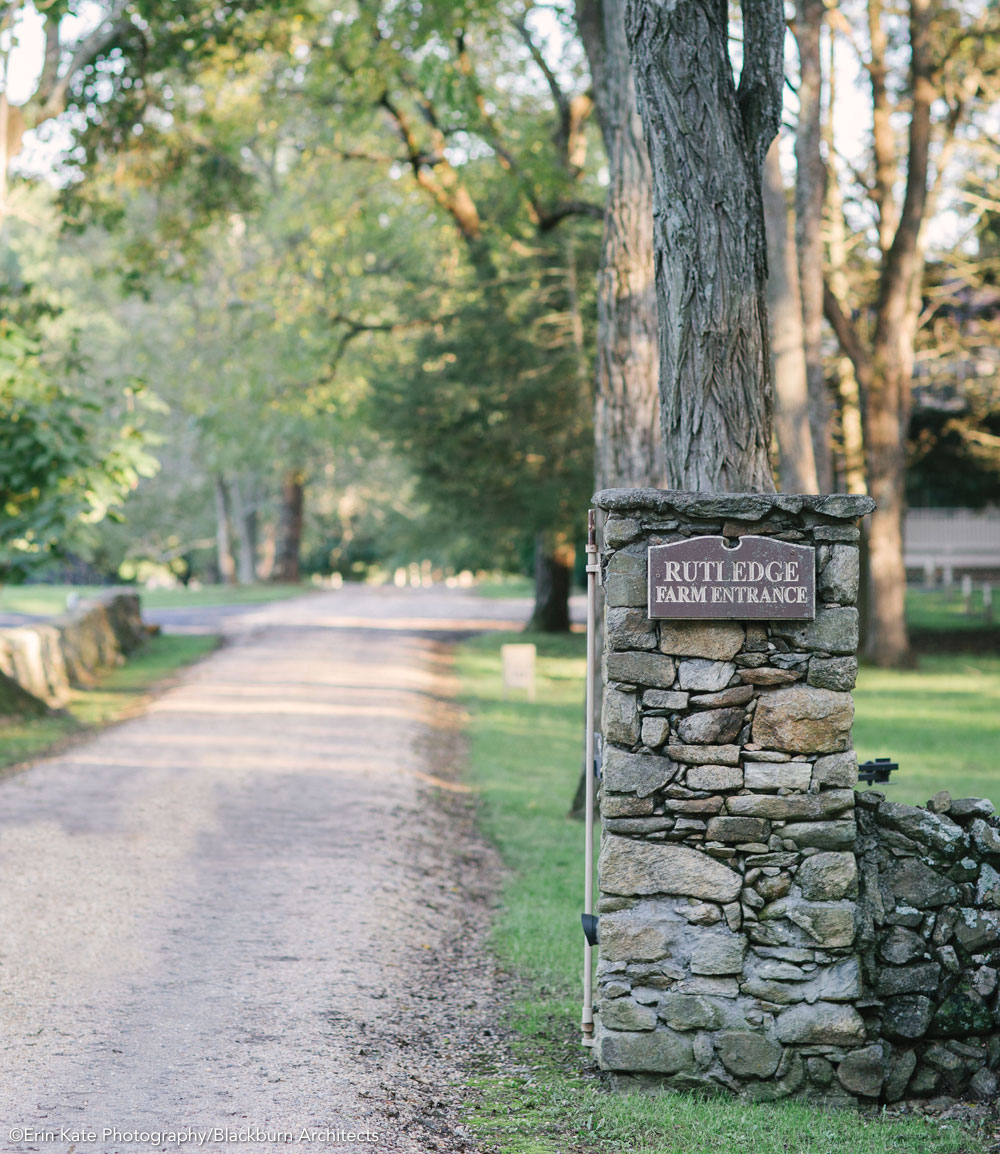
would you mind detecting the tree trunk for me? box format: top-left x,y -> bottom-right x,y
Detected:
625,0 -> 783,492
528,532 -> 573,633
578,0 -> 663,490
762,140 -> 819,494
213,474 -> 236,585
794,0 -> 833,492
229,474 -> 257,585
272,471 -> 304,584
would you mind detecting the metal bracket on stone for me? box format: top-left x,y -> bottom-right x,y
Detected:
858,758 -> 898,786
581,913 -> 599,946
593,733 -> 603,781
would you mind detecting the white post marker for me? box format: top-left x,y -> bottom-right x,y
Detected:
963,573 -> 973,614
582,508 -> 600,1047
501,643 -> 536,702
984,582 -> 993,624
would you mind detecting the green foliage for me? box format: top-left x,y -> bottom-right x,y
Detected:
0,319 -> 158,581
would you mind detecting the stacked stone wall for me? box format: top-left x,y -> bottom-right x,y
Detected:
0,591 -> 148,708
593,489 -> 873,1103
855,790 -> 1000,1103
590,488 -> 1000,1106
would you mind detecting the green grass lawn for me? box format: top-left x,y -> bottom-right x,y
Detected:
456,633 -> 981,1154
854,655 -> 1000,808
0,634 -> 218,773
907,587 -> 996,633
0,582 -> 309,617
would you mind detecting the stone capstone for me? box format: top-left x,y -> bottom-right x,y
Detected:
751,685 -> 853,753
715,1031 -> 782,1078
599,837 -> 742,902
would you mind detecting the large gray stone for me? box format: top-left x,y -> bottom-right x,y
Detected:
836,1045 -> 885,1097
668,744 -> 741,766
970,818 -> 1000,856
606,652 -> 678,690
658,621 -> 745,660
744,761 -> 811,792
759,898 -> 855,947
603,686 -> 639,745
952,909 -> 1000,952
643,689 -> 689,711
811,751 -> 859,788
884,857 -> 960,909
877,801 -> 966,857
705,816 -> 770,844
602,748 -> 678,797
606,608 -> 657,652
676,708 -> 743,745
884,1049 -> 918,1102
599,837 -> 742,902
775,1002 -> 866,1045
724,789 -> 854,821
599,997 -> 657,1031
818,545 -> 860,605
807,656 -> 858,691
658,994 -> 722,1031
715,1031 -> 782,1078
875,964 -> 941,996
677,659 -> 737,692
605,550 -> 647,608
599,903 -> 684,962
596,1025 -> 694,1073
878,926 -> 927,966
780,820 -> 856,849
685,764 -> 744,792
751,685 -> 853,753
689,932 -> 748,975
881,995 -> 934,1040
797,852 -> 858,900
689,684 -> 754,709
772,607 -> 860,655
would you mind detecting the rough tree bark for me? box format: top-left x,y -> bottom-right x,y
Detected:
794,0 -> 833,492
625,0 -> 784,492
762,140 -> 819,494
578,0 -> 663,491
272,471 -> 305,584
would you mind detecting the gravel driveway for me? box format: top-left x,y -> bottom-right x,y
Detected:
0,587 -> 537,1154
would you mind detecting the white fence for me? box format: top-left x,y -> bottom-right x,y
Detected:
904,508 -> 1000,584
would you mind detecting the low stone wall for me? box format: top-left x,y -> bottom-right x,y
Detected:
855,790 -> 1000,1103
0,591 -> 148,708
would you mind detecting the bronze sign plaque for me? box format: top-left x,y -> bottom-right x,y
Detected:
647,536 -> 815,620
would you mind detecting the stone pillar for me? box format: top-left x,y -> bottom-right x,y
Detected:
592,489 -> 875,1102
